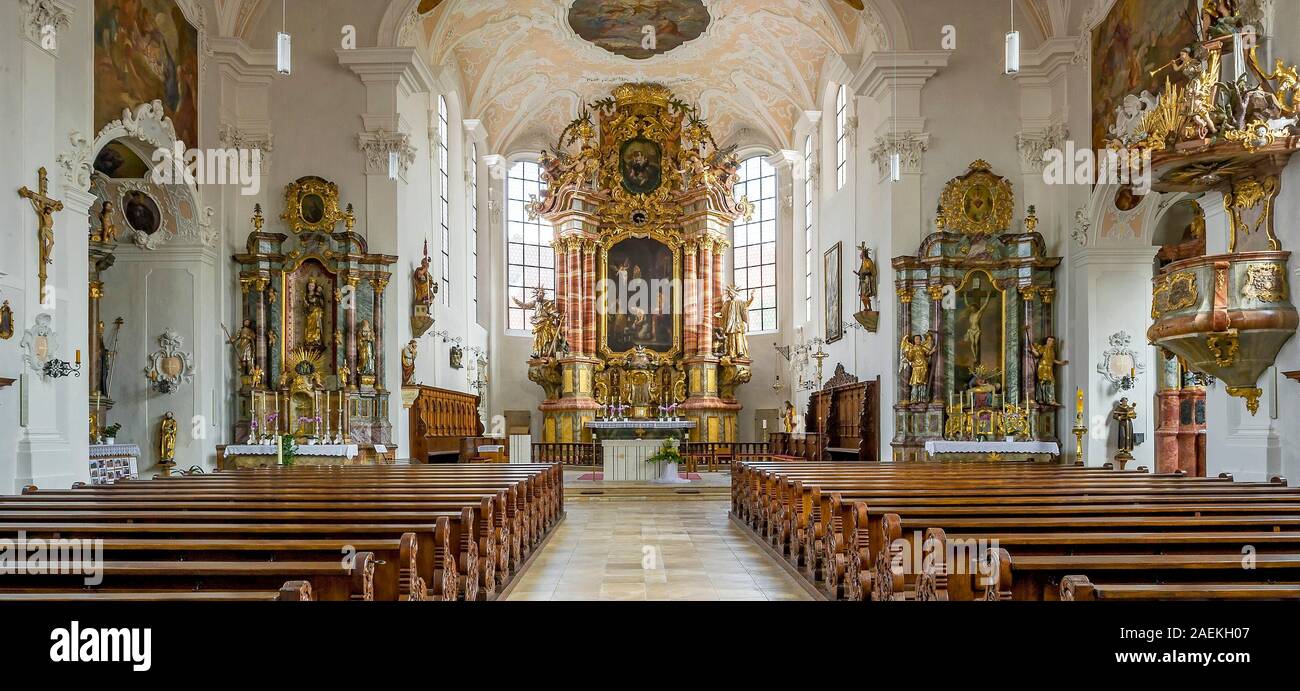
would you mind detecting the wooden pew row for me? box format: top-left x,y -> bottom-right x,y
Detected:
0,521 -> 462,601
730,461 -> 1300,601
1059,575 -> 1300,601
9,464 -> 564,602
0,557 -> 375,600
0,581 -> 315,602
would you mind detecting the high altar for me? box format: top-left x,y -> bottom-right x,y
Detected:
526,84 -> 754,444
221,176 -> 397,467
892,161 -> 1063,461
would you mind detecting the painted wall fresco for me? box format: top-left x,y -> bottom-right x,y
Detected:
568,0 -> 710,60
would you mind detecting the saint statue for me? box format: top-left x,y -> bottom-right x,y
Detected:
303,278 -> 327,349
512,286 -> 565,358
899,332 -> 936,403
1029,337 -> 1069,404
357,320 -> 376,375
852,244 -> 877,313
401,339 -> 418,385
719,284 -> 755,359
223,319 -> 257,376
413,241 -> 437,308
159,412 -> 178,466
782,401 -> 797,434
1111,397 -> 1138,463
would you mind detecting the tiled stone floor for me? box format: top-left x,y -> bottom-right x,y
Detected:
504,500 -> 814,601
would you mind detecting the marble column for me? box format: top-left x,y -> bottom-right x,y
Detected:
684,241 -> 698,355
255,278 -> 268,383
897,287 -> 914,402
927,284 -> 945,404
567,238 -> 581,355
1021,286 -> 1037,405
583,239 -> 597,356
711,237 -> 725,348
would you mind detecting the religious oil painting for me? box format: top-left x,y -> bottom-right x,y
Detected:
94,0 -> 200,148
824,242 -> 843,343
122,190 -> 162,234
620,138 -> 663,196
1089,0 -> 1196,151
604,237 -> 677,355
568,0 -> 711,60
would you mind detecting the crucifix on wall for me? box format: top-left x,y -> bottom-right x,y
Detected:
18,167 -> 63,301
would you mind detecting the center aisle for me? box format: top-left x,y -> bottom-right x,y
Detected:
504,500 -> 814,601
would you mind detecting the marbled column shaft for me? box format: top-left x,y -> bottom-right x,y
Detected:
684,245 -> 698,355
372,277 -> 386,391
712,239 -> 724,341
583,242 -> 597,356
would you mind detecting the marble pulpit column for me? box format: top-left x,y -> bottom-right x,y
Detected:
684,241 -> 698,354
583,240 -> 597,356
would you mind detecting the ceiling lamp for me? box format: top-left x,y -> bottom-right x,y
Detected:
277,0 -> 292,75
1005,0 -> 1020,75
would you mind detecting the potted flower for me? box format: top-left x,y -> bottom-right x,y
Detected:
103,423 -> 121,445
646,438 -> 690,484
280,434 -> 298,466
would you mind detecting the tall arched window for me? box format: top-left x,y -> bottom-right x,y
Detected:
468,143 -> 478,318
835,84 -> 848,190
803,135 -> 815,323
732,156 -> 777,332
506,160 -> 554,331
437,95 -> 450,305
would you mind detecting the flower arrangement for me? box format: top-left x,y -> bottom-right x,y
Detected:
645,438 -> 682,465
280,434 -> 298,466
103,423 -> 122,438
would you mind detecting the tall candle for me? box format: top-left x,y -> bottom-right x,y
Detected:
1076,387 -> 1083,415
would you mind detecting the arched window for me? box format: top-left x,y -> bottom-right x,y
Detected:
732,156 -> 777,332
835,84 -> 848,190
437,95 -> 450,305
468,143 -> 478,318
803,135 -> 815,323
506,160 -> 554,331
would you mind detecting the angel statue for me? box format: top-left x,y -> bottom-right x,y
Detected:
899,332 -> 936,403
718,284 -> 756,359
222,319 -> 257,376
1029,336 -> 1069,405
513,286 -> 565,358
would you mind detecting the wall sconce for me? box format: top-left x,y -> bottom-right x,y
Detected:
44,350 -> 81,379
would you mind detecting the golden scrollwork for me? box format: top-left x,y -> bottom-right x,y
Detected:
1152,271 -> 1199,318
1241,263 -> 1288,303
282,176 -> 347,235
1206,330 -> 1240,368
1226,386 -> 1263,416
936,160 -> 1015,236
1224,175 -> 1281,253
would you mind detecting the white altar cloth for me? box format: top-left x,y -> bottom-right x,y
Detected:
923,440 -> 1060,456
225,444 -> 359,459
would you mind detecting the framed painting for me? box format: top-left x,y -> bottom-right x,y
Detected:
94,0 -> 200,147
567,0 -> 711,60
602,235 -> 679,356
824,242 -> 843,343
619,138 -> 663,196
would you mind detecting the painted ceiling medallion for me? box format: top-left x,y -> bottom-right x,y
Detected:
567,0 -> 710,60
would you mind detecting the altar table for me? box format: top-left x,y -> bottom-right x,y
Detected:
586,420 -> 696,482
218,443 -> 363,469
923,440 -> 1060,461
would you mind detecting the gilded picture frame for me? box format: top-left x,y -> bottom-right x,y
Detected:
937,160 -> 1014,236
598,230 -> 682,360
281,176 -> 347,235
824,242 -> 843,343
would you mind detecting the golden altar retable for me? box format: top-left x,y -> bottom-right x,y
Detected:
527,83 -> 754,443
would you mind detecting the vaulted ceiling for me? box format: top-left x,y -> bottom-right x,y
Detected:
419,0 -> 894,154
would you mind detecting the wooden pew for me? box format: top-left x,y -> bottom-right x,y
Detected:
0,581 -> 315,602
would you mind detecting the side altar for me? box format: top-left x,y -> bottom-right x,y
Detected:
892,161 -> 1063,461
525,84 -> 756,444
226,176 -> 398,464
